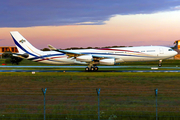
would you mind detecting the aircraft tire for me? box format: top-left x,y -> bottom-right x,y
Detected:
158,64 -> 162,67
94,67 -> 98,71
91,67 -> 94,71
85,67 -> 90,71
85,67 -> 98,72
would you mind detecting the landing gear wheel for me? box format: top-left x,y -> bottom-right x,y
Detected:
85,65 -> 99,72
85,67 -> 89,71
91,67 -> 94,71
158,60 -> 162,67
94,67 -> 98,71
158,64 -> 162,67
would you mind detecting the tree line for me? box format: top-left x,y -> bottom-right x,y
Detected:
1,52 -> 23,65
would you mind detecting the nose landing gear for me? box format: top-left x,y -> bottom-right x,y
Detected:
158,60 -> 162,67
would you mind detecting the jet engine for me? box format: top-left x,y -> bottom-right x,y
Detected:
76,55 -> 93,62
99,59 -> 115,65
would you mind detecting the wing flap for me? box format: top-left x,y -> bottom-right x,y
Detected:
48,45 -> 122,62
48,44 -> 82,58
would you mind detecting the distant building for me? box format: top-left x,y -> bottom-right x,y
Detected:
0,46 -> 18,53
174,40 -> 180,59
174,40 -> 180,50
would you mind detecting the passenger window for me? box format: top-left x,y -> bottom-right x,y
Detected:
147,50 -> 155,52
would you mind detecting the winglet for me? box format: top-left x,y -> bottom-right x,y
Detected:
48,45 -> 67,53
48,45 -> 81,55
48,45 -> 57,51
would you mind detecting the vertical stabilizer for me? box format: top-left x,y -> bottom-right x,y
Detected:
10,31 -> 42,57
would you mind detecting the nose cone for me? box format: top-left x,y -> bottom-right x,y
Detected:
174,51 -> 178,56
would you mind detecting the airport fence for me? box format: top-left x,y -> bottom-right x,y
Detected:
0,88 -> 180,120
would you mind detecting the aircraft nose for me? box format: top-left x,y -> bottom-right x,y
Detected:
174,51 -> 178,56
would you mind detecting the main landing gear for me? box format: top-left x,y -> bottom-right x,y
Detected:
85,62 -> 99,72
158,60 -> 162,67
85,66 -> 99,72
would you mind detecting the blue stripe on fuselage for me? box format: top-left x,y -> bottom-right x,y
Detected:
81,52 -> 156,58
28,54 -> 65,60
11,35 -> 37,57
29,52 -> 156,61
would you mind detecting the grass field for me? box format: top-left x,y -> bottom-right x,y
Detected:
0,59 -> 180,119
0,72 -> 180,89
0,72 -> 180,119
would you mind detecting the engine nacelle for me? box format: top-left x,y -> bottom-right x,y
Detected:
99,59 -> 115,65
76,55 -> 93,62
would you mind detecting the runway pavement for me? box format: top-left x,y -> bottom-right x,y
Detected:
0,70 -> 180,72
0,65 -> 180,72
0,65 -> 141,68
0,65 -> 180,69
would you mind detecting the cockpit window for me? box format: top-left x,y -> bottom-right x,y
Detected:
168,49 -> 173,51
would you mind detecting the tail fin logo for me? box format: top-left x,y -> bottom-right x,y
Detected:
19,39 -> 26,43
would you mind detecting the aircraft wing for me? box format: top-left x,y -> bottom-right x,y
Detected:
48,45 -> 113,60
48,45 -> 82,58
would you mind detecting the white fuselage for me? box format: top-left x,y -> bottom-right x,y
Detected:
27,46 -> 177,65
10,31 -> 178,66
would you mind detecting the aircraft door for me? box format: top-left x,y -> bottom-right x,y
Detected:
159,48 -> 164,54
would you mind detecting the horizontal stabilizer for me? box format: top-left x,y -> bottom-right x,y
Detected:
13,53 -> 29,58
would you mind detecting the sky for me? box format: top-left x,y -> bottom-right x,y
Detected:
1,0 -> 180,49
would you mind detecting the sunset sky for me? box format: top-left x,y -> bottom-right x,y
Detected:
1,0 -> 180,49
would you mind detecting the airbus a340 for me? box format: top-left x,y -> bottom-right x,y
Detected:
10,31 -> 177,71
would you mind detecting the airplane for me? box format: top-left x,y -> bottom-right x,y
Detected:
10,31 -> 178,71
